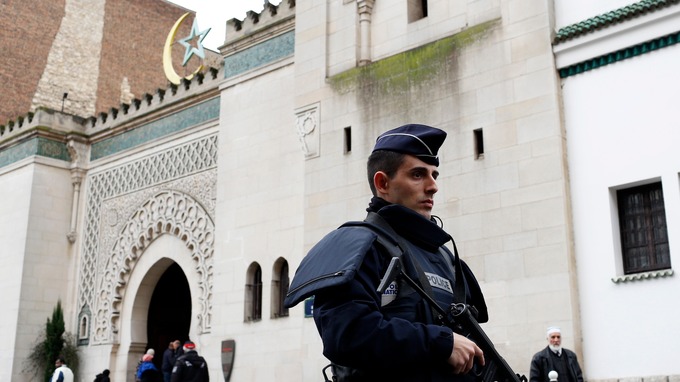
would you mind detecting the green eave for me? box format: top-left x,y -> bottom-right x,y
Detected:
554,0 -> 680,44
558,30 -> 680,78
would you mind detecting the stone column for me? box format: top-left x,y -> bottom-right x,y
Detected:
67,140 -> 89,243
357,0 -> 375,66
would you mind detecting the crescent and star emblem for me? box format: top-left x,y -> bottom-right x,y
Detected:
163,12 -> 211,85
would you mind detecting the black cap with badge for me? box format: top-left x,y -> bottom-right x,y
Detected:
372,124 -> 447,166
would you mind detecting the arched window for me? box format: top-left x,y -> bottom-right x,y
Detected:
244,262 -> 262,322
271,258 -> 290,318
77,305 -> 91,345
79,315 -> 88,339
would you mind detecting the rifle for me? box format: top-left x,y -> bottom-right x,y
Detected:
377,256 -> 528,382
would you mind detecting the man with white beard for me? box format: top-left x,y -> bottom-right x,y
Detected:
530,327 -> 584,382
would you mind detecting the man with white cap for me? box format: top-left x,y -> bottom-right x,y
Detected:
285,124 -> 488,381
530,326 -> 583,382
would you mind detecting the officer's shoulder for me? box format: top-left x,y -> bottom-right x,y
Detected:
330,222 -> 380,240
307,223 -> 379,256
283,223 -> 380,308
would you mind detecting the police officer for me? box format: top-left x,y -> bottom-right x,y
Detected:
285,124 -> 488,381
170,341 -> 209,382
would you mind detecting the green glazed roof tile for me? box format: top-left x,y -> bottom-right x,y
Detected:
558,30 -> 680,78
554,0 -> 679,44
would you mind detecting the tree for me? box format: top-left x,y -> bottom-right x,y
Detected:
25,300 -> 79,381
45,300 -> 65,376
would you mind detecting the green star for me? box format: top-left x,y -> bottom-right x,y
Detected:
178,17 -> 211,66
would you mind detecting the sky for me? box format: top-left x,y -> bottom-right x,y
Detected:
166,0 -> 283,51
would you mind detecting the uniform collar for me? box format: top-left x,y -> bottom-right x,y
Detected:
370,200 -> 451,251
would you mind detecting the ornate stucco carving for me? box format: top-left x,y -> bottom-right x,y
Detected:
93,190 -> 215,343
79,134 -> 218,345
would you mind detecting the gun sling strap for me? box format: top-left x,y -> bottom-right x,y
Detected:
343,212 -> 467,322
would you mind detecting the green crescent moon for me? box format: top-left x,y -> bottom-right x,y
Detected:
163,12 -> 204,85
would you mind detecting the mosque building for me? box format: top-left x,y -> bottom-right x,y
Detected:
1,0 -> 679,381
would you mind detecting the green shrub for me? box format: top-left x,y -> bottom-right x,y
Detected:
25,301 -> 79,381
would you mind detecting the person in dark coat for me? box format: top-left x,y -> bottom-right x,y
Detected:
94,369 -> 110,382
530,327 -> 584,382
162,341 -> 181,382
171,341 -> 209,382
284,124 -> 488,381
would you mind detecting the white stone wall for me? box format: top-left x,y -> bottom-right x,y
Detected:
213,60 -> 308,381
0,159 -> 74,381
0,163 -> 33,381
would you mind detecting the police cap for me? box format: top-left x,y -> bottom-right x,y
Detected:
372,124 -> 446,166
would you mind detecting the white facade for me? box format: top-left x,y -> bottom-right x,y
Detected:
554,1 -> 680,380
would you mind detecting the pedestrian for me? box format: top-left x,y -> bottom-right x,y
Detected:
162,340 -> 181,382
530,326 -> 584,382
135,348 -> 155,381
285,124 -> 488,381
94,369 -> 110,382
173,339 -> 184,358
137,353 -> 161,381
171,341 -> 209,382
50,356 -> 74,382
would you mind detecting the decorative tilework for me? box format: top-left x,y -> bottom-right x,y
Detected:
90,97 -> 220,161
223,31 -> 295,79
0,137 -> 69,168
37,137 -> 71,161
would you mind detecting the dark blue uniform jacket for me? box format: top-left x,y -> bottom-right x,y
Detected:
285,204 -> 487,381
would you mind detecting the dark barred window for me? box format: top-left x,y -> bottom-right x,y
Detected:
245,263 -> 262,322
271,258 -> 290,318
407,0 -> 428,23
617,182 -> 670,274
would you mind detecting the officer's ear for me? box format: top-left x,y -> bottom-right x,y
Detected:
374,171 -> 390,194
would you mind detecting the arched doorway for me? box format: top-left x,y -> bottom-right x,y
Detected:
112,230 -> 210,381
146,262 -> 191,370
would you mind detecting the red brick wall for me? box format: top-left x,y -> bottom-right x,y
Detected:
0,0 -> 65,124
97,0 -> 198,115
0,0 -> 205,125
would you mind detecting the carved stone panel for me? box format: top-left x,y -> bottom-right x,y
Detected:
295,103 -> 320,159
